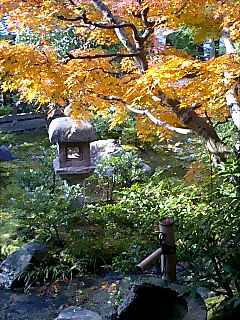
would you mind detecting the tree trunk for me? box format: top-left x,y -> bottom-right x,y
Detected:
157,94 -> 229,163
221,28 -> 240,189
175,108 -> 229,163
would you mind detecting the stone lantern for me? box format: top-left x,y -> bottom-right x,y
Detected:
48,117 -> 97,184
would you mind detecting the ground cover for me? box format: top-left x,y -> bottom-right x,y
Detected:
0,130 -> 50,255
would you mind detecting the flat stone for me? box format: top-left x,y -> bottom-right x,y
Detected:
55,307 -> 102,320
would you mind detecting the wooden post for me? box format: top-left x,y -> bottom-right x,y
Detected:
159,218 -> 176,281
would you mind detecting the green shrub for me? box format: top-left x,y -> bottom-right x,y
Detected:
92,115 -> 123,140
84,166 -> 240,297
92,114 -> 139,146
95,151 -> 149,185
0,104 -> 11,116
16,27 -> 86,58
166,27 -> 198,57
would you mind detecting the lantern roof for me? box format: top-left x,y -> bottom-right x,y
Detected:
48,117 -> 96,144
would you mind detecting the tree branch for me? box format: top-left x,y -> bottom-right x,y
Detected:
127,5 -> 155,42
154,91 -> 229,162
68,0 -> 77,5
91,0 -> 137,48
66,0 -> 228,162
65,0 -> 150,72
221,29 -> 240,158
140,7 -> 154,28
96,93 -> 191,134
126,105 -> 192,134
103,91 -> 229,161
92,0 -> 148,72
58,14 -> 142,43
67,51 -> 140,60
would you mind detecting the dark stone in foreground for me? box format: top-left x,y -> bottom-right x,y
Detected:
55,307 -> 102,320
0,242 -> 48,289
111,277 -> 207,320
0,284 -> 69,320
113,283 -> 187,320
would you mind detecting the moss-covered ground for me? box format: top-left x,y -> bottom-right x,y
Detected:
0,130 -> 50,255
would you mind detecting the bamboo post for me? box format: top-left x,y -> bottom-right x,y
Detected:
159,218 -> 176,281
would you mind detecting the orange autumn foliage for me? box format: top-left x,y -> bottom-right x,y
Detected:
0,0 -> 240,142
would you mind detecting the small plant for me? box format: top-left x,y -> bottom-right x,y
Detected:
12,179 -> 83,245
0,104 -> 11,116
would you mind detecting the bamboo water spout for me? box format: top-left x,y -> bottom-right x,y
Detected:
136,218 -> 176,281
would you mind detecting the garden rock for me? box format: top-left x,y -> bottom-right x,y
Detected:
90,139 -> 151,175
55,307 -> 102,320
0,242 -> 48,289
111,277 -> 207,320
0,145 -> 15,161
140,162 -> 152,175
90,139 -> 122,166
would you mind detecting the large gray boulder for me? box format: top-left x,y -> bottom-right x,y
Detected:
55,307 -> 102,320
0,242 -> 48,289
90,139 -> 122,166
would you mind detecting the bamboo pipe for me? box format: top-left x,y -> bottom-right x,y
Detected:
136,248 -> 163,272
136,218 -> 176,282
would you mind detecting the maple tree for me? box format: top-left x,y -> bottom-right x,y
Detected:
1,0 -> 240,162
